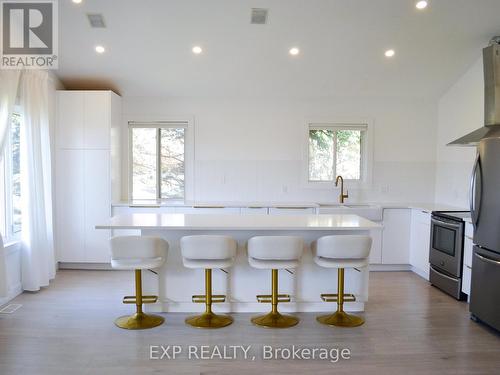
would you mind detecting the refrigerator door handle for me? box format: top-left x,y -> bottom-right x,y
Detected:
469,152 -> 481,228
474,252 -> 500,266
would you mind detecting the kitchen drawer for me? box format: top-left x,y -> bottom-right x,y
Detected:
462,264 -> 471,296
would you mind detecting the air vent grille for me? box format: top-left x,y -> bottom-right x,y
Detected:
87,13 -> 106,28
251,8 -> 268,25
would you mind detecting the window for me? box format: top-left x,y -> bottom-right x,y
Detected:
0,110 -> 22,239
308,124 -> 367,182
129,122 -> 187,200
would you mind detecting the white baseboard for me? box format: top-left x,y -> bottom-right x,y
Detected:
411,266 -> 430,280
0,282 -> 22,308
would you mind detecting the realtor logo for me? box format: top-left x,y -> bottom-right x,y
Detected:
1,0 -> 58,69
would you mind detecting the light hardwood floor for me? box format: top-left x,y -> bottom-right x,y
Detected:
1,270 -> 499,375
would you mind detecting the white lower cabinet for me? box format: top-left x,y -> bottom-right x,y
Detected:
56,149 -> 112,263
56,149 -> 85,262
84,150 -> 111,262
409,209 -> 431,279
381,209 -> 411,264
462,224 -> 474,296
369,229 -> 383,264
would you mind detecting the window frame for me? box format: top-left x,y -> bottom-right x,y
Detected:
2,107 -> 22,240
126,116 -> 194,202
302,119 -> 373,189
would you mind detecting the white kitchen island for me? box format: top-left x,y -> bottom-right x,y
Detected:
96,213 -> 381,313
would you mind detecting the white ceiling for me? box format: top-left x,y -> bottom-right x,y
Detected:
57,0 -> 500,98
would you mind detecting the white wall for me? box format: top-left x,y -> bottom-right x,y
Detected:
435,57 -> 483,208
122,95 -> 437,203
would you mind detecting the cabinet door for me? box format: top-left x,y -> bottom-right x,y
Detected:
56,92 -> 84,149
382,209 -> 411,264
56,149 -> 85,262
84,150 -> 111,262
84,92 -> 110,149
369,228 -> 383,264
410,210 -> 431,279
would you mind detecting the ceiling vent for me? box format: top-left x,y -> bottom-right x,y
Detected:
250,8 -> 268,25
87,13 -> 106,28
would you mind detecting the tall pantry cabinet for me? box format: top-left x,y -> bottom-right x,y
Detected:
55,91 -> 121,263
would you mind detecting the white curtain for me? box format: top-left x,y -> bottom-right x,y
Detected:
18,70 -> 55,291
0,70 -> 21,297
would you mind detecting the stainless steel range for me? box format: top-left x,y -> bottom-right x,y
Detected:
429,211 -> 471,300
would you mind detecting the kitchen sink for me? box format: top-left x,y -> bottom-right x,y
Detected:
317,203 -> 383,221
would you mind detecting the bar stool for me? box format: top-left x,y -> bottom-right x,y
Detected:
110,236 -> 168,330
312,235 -> 371,327
247,236 -> 303,328
181,235 -> 237,329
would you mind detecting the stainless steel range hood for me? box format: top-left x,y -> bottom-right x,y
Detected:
448,40 -> 500,146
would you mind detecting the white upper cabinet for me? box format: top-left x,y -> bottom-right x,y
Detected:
84,92 -> 110,149
56,91 -> 120,150
56,91 -> 84,149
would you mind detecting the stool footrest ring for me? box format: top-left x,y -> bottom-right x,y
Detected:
192,295 -> 226,303
320,293 -> 356,302
256,294 -> 291,303
123,295 -> 158,304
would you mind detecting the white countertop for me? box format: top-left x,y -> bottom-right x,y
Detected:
111,200 -> 466,212
96,213 -> 381,231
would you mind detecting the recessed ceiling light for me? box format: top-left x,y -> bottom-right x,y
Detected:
289,47 -> 300,56
416,1 -> 428,9
384,49 -> 395,58
192,46 -> 203,54
95,45 -> 105,54
72,0 -> 82,4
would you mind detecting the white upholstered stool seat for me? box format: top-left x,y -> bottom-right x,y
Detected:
111,257 -> 165,270
311,235 -> 371,328
247,236 -> 304,328
180,235 -> 237,329
109,236 -> 169,330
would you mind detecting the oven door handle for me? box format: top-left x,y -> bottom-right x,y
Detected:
474,252 -> 500,267
431,218 -> 461,230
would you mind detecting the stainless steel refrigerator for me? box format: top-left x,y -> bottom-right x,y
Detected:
448,41 -> 500,331
469,128 -> 500,331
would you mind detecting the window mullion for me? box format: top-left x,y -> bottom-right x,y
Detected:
156,128 -> 161,200
332,131 -> 337,179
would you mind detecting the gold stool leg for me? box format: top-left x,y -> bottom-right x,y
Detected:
251,269 -> 299,328
115,269 -> 165,330
317,268 -> 365,327
185,269 -> 233,329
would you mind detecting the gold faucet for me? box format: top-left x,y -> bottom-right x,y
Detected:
335,175 -> 348,204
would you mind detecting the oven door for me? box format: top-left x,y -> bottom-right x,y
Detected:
429,217 -> 463,277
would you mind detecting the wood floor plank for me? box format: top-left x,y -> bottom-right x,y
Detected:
0,270 -> 499,374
